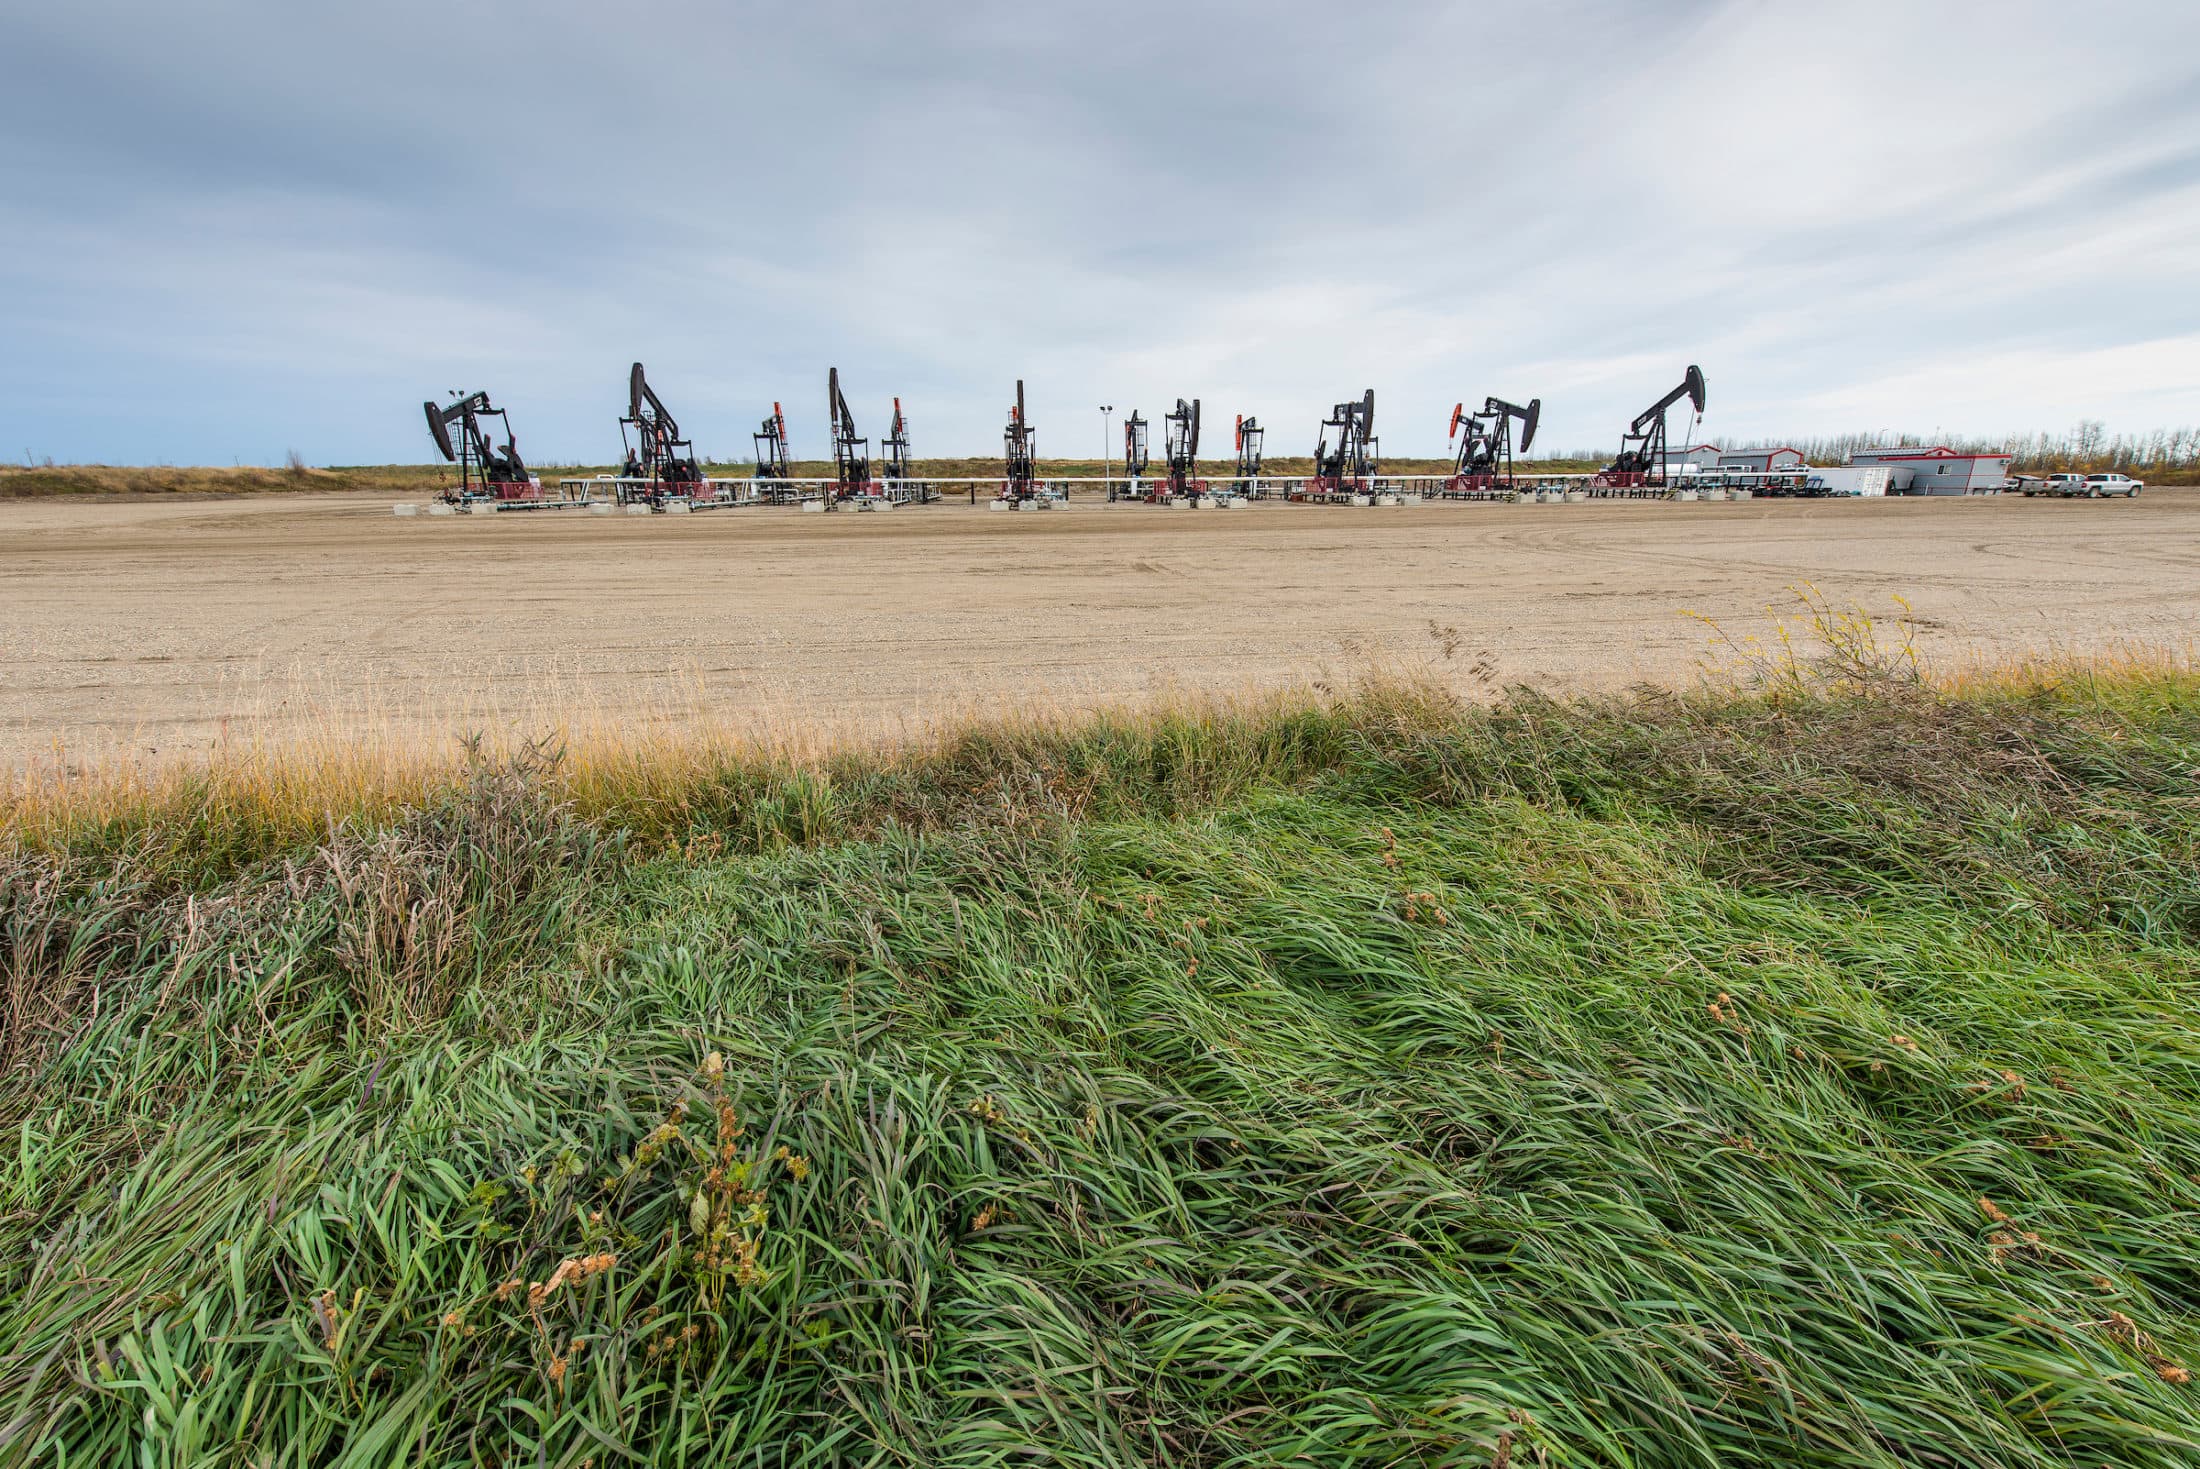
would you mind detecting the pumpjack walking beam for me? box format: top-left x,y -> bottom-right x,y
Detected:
1603,365 -> 1706,488
424,391 -> 535,503
618,362 -> 703,505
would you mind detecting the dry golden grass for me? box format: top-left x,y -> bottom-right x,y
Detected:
8,598 -> 2195,875
0,463 -> 447,497
0,666 -> 1367,860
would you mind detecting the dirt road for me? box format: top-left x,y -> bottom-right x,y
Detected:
4,491 -> 2194,768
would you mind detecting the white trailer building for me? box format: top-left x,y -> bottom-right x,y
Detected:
1848,446 -> 2013,495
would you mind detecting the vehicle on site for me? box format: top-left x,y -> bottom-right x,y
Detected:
423,390 -> 547,506
2081,472 -> 2144,498
1597,366 -> 1707,491
2023,472 -> 2088,497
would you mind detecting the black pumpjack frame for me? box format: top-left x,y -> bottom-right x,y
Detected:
423,391 -> 532,503
1310,389 -> 1378,497
1606,366 -> 1707,487
1163,397 -> 1203,501
618,362 -> 704,506
1002,380 -> 1038,502
1233,415 -> 1265,498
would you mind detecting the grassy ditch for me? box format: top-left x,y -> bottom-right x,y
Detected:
4,659 -> 2200,1464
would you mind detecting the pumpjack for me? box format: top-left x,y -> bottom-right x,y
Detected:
880,397 -> 921,501
753,402 -> 792,501
1232,415 -> 1265,498
1116,410 -> 1150,502
1162,398 -> 1203,502
1000,379 -> 1040,504
1601,366 -> 1706,488
1306,389 -> 1378,498
827,367 -> 876,506
617,362 -> 704,506
424,391 -> 540,505
1446,394 -> 1540,495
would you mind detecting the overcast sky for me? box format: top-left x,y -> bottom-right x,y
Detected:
4,0 -> 2197,465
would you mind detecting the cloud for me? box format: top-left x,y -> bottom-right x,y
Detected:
1,0 -> 2196,464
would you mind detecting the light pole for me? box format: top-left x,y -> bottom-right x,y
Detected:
1100,405 -> 1113,502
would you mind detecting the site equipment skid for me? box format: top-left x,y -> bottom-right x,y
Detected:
1231,415 -> 1265,499
1298,390 -> 1378,501
1597,365 -> 1706,493
1444,394 -> 1540,498
616,362 -> 720,510
423,390 -> 569,509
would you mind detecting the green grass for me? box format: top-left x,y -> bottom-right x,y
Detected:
5,668 -> 2200,1465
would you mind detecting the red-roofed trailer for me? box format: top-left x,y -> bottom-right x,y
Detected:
1848,446 -> 2013,495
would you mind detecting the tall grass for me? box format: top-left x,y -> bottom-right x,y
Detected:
4,643 -> 2200,1464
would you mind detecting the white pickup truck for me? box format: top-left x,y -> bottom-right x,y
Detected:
2080,472 -> 2144,498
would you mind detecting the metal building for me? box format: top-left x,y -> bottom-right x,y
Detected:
1718,446 -> 1805,472
1848,446 -> 2013,495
